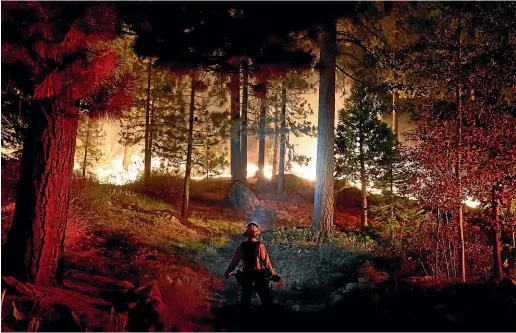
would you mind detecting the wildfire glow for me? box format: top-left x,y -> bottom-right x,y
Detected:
464,197 -> 481,208
81,153 -> 321,185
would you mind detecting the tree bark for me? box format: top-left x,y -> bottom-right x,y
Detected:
257,83 -> 267,186
272,102 -> 279,178
144,59 -> 152,185
81,115 -> 91,178
277,83 -> 287,195
492,186 -> 503,280
122,144 -> 132,170
312,20 -> 336,242
241,62 -> 249,182
2,109 -> 79,286
359,134 -> 368,228
230,71 -> 241,183
456,11 -> 466,283
181,73 -> 196,218
149,83 -> 156,166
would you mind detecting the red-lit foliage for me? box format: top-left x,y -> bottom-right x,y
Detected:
2,2 -> 133,286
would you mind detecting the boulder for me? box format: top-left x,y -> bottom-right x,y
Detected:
335,187 -> 363,210
228,181 -> 259,212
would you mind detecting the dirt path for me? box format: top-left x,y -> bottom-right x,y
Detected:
200,233 -> 334,332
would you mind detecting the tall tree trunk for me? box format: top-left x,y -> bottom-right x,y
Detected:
392,91 -> 399,141
149,87 -> 156,166
257,83 -> 267,186
81,116 -> 91,178
456,10 -> 466,283
181,73 -> 196,218
359,134 -> 368,228
122,143 -> 132,170
272,104 -> 279,178
312,20 -> 336,242
144,59 -> 152,185
2,110 -> 79,286
277,83 -> 287,195
241,62 -> 249,182
492,186 -> 503,280
230,71 -> 241,183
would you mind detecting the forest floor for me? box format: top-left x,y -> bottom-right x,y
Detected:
2,177 -> 516,331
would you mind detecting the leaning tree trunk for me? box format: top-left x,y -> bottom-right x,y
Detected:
230,71 -> 241,183
257,83 -> 267,186
312,20 -> 336,242
241,62 -> 249,182
144,59 -> 153,185
359,135 -> 368,228
181,73 -> 196,218
81,115 -> 91,178
492,186 -> 503,280
2,110 -> 79,286
277,83 -> 287,195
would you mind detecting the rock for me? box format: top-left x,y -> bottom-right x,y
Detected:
332,294 -> 344,305
228,181 -> 259,212
134,283 -> 162,300
345,283 -> 358,291
358,282 -> 373,291
292,305 -> 301,312
1,276 -> 36,297
335,187 -> 362,210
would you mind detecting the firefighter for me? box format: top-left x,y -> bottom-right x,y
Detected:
224,222 -> 281,308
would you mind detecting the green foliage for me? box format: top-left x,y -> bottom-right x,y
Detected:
369,195 -> 426,245
335,86 -> 396,186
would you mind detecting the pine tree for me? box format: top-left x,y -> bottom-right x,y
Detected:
335,87 -> 396,228
75,114 -> 106,178
2,2 -> 132,285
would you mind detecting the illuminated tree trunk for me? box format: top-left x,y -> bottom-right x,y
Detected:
359,134 -> 368,228
272,104 -> 279,178
122,144 -> 132,170
492,186 -> 503,280
277,83 -> 287,195
181,73 -> 196,218
257,84 -> 267,186
2,110 -> 78,286
148,89 -> 156,165
230,71 -> 241,183
312,20 -> 336,242
144,59 -> 153,184
241,62 -> 249,182
81,115 -> 91,178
